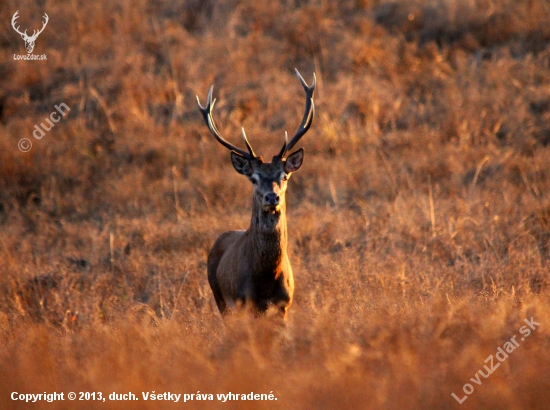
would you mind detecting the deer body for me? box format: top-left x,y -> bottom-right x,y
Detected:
208,177 -> 295,317
197,69 -> 315,319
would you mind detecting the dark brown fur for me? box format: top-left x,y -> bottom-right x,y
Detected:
207,154 -> 303,319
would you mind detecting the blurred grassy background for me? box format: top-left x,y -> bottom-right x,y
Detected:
1,0 -> 550,408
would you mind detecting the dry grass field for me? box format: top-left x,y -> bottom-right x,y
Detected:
1,0 -> 550,408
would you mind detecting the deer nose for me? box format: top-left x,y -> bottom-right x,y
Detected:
265,193 -> 280,205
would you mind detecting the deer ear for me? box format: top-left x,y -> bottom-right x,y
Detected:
231,151 -> 252,176
284,148 -> 304,173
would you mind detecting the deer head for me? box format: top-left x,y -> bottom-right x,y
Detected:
12,11 -> 49,54
196,69 -> 315,214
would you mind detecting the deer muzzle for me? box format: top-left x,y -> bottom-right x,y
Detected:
263,193 -> 280,212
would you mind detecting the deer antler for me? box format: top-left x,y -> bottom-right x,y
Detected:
28,13 -> 49,41
11,11 -> 27,37
277,69 -> 316,159
197,86 -> 256,160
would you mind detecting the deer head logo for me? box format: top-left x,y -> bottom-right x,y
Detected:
11,10 -> 49,54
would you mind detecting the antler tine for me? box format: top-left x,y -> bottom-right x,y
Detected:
196,86 -> 255,160
278,69 -> 316,158
277,131 -> 288,159
241,128 -> 256,158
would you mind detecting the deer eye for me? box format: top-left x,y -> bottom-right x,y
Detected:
250,177 -> 258,184
281,174 -> 289,181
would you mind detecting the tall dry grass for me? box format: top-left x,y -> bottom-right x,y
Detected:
1,0 -> 550,408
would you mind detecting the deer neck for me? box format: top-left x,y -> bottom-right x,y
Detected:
248,200 -> 288,274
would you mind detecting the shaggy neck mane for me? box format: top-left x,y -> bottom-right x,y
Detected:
248,199 -> 288,276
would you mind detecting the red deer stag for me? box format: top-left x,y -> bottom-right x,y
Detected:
196,69 -> 315,319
